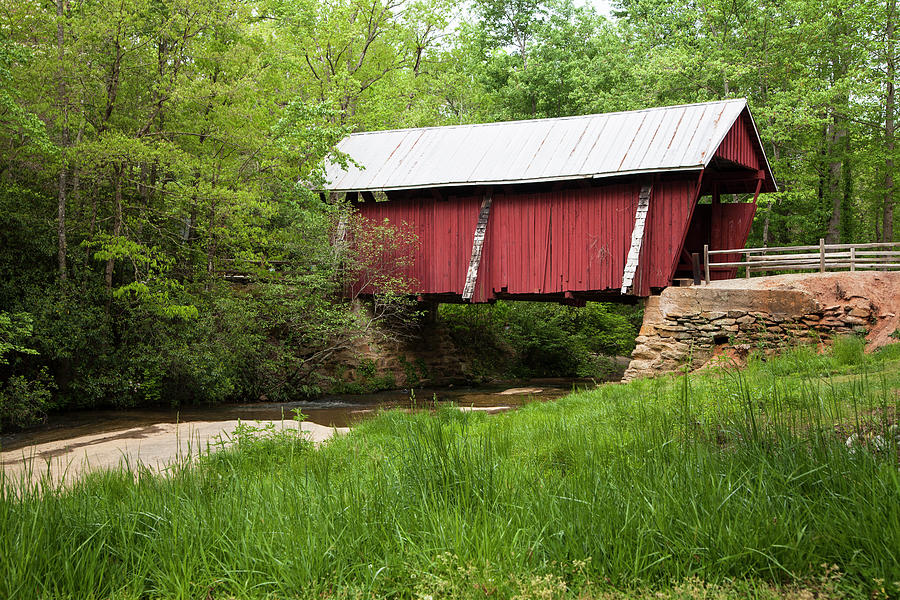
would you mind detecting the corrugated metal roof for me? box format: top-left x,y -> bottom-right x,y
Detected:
324,98 -> 772,192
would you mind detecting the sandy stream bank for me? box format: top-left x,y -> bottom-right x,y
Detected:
1,392 -> 537,487
1,420 -> 349,487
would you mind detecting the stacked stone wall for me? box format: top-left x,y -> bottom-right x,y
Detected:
624,284 -> 881,380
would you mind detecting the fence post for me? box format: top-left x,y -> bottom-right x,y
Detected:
745,253 -> 751,279
691,252 -> 701,285
703,244 -> 710,284
850,246 -> 856,272
819,238 -> 825,273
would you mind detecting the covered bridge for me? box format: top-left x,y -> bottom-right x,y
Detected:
325,98 -> 777,303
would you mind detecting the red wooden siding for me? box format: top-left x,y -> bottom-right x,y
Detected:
710,201 -> 757,279
637,176 -> 700,295
471,183 -> 639,301
357,194 -> 480,293
714,110 -> 761,171
356,174 -> 704,300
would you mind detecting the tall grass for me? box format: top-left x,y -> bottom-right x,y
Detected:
1,345 -> 899,599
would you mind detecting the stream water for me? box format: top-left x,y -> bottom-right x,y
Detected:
0,380 -> 592,454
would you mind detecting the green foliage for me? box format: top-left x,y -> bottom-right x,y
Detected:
0,369 -> 55,432
0,312 -> 37,366
0,0 -> 431,421
874,341 -> 900,361
398,354 -> 428,386
207,417 -> 314,472
440,301 -> 639,378
0,39 -> 54,161
330,359 -> 396,394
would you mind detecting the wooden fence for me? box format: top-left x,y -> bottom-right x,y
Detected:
703,239 -> 900,283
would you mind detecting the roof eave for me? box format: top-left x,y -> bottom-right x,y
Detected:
324,166 -> 705,194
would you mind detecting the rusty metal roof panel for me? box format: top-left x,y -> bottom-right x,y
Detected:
563,114 -> 609,174
324,99 -> 760,192
526,118 -> 577,179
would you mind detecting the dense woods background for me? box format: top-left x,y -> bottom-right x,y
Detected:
0,0 -> 897,428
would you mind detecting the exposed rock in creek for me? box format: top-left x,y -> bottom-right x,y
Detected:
624,272 -> 900,381
456,405 -> 512,414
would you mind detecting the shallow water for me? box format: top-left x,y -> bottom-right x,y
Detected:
0,380 -> 590,453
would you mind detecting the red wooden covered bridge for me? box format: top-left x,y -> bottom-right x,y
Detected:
325,99 -> 776,303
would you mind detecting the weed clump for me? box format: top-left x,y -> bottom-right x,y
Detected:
832,335 -> 866,366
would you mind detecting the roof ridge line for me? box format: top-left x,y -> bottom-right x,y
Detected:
346,98 -> 748,137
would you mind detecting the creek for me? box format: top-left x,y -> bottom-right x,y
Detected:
1,380 -> 592,484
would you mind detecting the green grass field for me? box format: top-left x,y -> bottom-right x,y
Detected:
2,338 -> 899,599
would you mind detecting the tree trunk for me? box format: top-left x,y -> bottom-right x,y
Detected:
825,118 -> 847,243
56,0 -> 68,280
105,168 -> 123,291
136,162 -> 150,240
206,193 -> 217,280
57,169 -> 67,280
885,0 -> 896,242
762,144 -> 781,246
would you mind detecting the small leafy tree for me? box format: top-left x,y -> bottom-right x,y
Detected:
0,312 -> 37,365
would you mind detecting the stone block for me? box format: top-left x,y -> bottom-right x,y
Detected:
664,307 -> 700,318
631,346 -> 658,360
701,311 -> 727,320
626,359 -> 651,371
658,286 -> 818,320
660,349 -> 688,360
841,316 -> 867,326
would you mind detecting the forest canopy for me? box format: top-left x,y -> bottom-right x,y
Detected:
0,0 -> 897,426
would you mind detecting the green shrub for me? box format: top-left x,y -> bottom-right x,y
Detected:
0,369 -> 54,431
439,301 -> 640,379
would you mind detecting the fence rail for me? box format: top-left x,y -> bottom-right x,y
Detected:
702,239 -> 900,283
